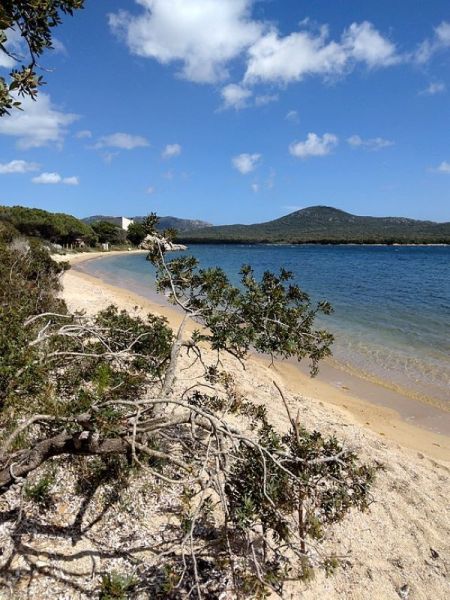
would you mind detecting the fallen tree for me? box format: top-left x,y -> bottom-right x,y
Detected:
0,222 -> 376,598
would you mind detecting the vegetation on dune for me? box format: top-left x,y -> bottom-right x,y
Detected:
178,206 -> 450,245
0,218 -> 378,598
1,6 -> 379,596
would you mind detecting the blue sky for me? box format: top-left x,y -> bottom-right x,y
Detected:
0,0 -> 449,224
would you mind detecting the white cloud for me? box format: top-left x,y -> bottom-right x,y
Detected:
0,28 -> 24,68
244,21 -> 399,85
232,152 -> 261,174
32,172 -> 62,184
221,83 -> 252,110
251,182 -> 259,192
286,110 -> 299,123
415,21 -> 450,64
163,170 -> 174,180
0,93 -> 78,149
146,185 -> 156,194
109,0 -> 262,83
289,133 -> 338,159
220,84 -> 277,110
419,82 -> 446,96
342,21 -> 399,68
0,49 -> 15,69
0,160 -> 39,174
76,129 -> 93,139
434,161 -> 450,174
347,134 -> 394,150
94,133 -> 149,150
162,143 -> 182,158
63,176 -> 79,185
32,172 -> 79,185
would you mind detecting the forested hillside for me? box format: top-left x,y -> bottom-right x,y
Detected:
178,206 -> 450,244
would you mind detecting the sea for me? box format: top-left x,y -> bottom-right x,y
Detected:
77,244 -> 450,409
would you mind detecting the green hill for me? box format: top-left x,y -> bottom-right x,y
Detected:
133,215 -> 212,231
0,205 -> 95,245
178,206 -> 450,244
83,215 -> 212,232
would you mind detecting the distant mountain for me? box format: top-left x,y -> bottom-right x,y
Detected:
83,215 -> 212,232
177,206 -> 450,244
132,216 -> 212,231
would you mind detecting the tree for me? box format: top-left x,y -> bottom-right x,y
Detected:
91,220 -> 127,246
0,205 -> 96,245
0,0 -> 84,116
126,221 -> 147,246
0,221 -> 376,598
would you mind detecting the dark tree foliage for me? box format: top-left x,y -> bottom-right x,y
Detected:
153,253 -> 333,372
0,220 -> 376,598
126,221 -> 147,246
0,0 -> 84,115
142,212 -> 160,235
91,220 -> 127,246
0,238 -> 67,410
0,205 -> 95,245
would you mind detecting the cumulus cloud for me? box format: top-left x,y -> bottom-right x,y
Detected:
347,134 -> 394,150
244,21 -> 399,85
0,160 -> 39,174
0,93 -> 78,149
162,143 -> 182,158
419,82 -> 446,96
434,161 -> 450,174
221,83 -> 252,110
251,182 -> 259,193
289,133 -> 338,159
94,133 -> 149,150
32,172 -> 79,185
415,21 -> 450,64
109,0 -> 262,83
76,129 -> 93,139
108,5 -> 450,108
232,152 -> 261,174
342,21 -> 399,68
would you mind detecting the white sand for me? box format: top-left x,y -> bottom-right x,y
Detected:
3,251 -> 446,600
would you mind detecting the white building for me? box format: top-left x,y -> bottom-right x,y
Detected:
103,216 -> 134,231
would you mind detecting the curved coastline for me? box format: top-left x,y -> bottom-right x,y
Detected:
54,250 -> 450,460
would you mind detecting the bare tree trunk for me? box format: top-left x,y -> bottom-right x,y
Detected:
0,431 -> 128,491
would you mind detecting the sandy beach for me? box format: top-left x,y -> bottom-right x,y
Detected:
59,250 -> 450,461
28,249 -> 447,600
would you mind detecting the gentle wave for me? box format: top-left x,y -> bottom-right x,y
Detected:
77,245 -> 450,408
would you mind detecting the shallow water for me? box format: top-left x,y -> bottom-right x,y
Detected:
77,245 -> 450,408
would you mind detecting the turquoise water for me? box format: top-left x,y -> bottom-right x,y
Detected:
77,245 -> 450,407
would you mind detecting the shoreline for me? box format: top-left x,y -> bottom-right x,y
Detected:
56,250 -> 450,461
176,240 -> 450,247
